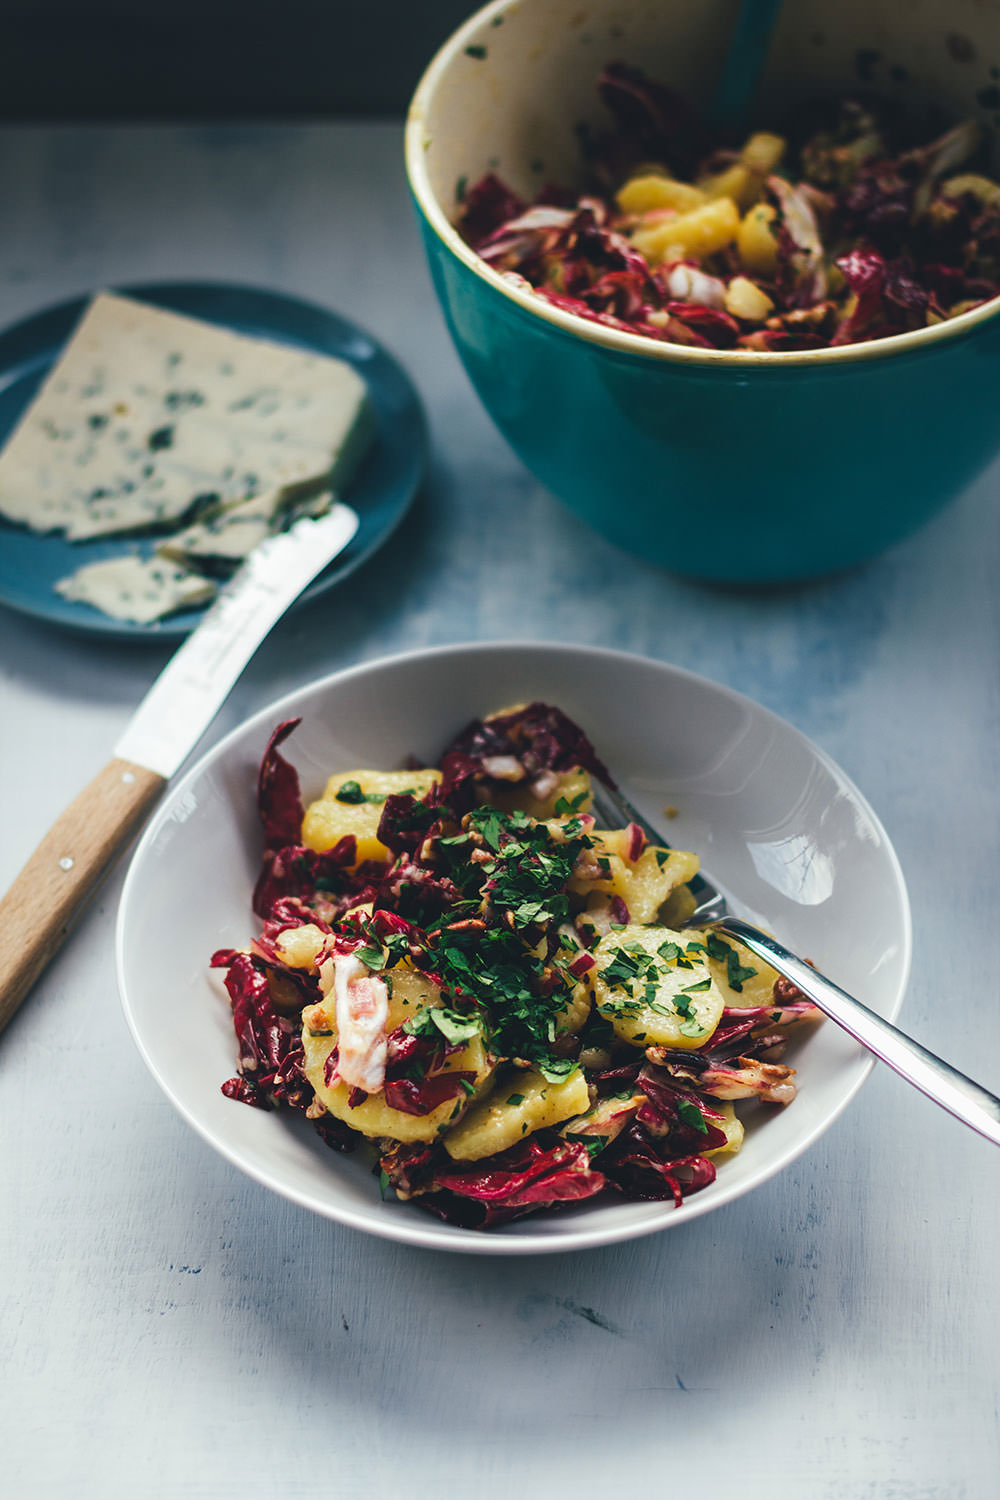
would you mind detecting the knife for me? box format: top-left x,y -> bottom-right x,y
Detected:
0,500 -> 359,1036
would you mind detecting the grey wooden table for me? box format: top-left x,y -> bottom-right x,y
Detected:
1,123 -> 997,1500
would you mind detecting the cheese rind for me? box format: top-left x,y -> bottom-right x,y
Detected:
0,292 -> 373,540
54,554 -> 216,624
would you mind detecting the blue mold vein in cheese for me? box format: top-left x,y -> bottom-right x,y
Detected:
157,487 -> 335,565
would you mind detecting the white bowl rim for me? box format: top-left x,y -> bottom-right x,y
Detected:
405,0 -> 1000,371
116,639 -> 912,1255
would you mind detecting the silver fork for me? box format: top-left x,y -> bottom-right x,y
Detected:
589,781 -> 1000,1148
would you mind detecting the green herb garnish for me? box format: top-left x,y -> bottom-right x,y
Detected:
705,932 -> 758,992
677,1099 -> 709,1134
554,789 -> 588,815
334,780 -> 366,804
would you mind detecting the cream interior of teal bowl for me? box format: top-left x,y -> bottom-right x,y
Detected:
410,0 -> 1000,362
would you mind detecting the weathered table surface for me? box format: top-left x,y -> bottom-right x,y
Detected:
1,123 -> 997,1500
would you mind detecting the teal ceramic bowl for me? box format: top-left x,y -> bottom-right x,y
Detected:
406,0 -> 1000,583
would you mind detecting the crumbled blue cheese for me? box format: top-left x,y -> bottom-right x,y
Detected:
0,292 -> 374,541
156,488 -> 333,566
54,554 -> 216,624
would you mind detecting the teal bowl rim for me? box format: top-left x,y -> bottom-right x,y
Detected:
405,0 -> 1000,371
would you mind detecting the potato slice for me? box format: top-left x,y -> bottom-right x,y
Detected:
443,1067 -> 590,1161
273,922 -> 328,970
698,163 -> 756,209
301,767 -> 441,862
724,275 -> 775,322
302,1030 -> 493,1143
632,196 -> 740,266
569,828 -> 699,924
590,924 -> 725,1049
702,1100 -> 744,1157
301,963 -> 495,1143
740,131 -> 786,176
552,981 -> 592,1036
691,929 -> 783,1008
659,882 -> 698,927
737,203 -> 780,276
699,135 -> 786,211
617,173 -> 707,214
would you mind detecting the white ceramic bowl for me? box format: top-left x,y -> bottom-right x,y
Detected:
117,642 -> 911,1254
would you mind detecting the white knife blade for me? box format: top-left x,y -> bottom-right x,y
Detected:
0,499 -> 358,1034
116,500 -> 358,778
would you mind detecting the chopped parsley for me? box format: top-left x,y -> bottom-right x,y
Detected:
430,1009 -> 482,1045
334,781 -> 413,806
553,789 -> 589,815
428,803 -> 597,1074
354,943 -> 387,970
705,932 -> 758,992
334,780 -> 366,803
401,1005 -> 478,1045
677,1099 -> 710,1134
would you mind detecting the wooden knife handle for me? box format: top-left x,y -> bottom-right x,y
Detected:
0,757 -> 165,1036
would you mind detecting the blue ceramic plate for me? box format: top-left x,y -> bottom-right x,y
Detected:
0,281 -> 427,640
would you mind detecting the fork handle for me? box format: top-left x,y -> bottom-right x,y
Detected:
716,916 -> 1000,1148
0,758 -> 165,1037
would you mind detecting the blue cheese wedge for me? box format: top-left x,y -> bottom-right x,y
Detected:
0,292 -> 374,541
156,488 -> 334,566
54,554 -> 216,624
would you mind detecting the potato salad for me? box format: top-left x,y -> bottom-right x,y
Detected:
456,64 -> 1000,352
212,703 -> 819,1229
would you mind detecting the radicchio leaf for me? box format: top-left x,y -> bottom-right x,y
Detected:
662,301 -> 741,346
378,1023 -> 477,1117
421,1137 -> 607,1227
440,700 -> 614,796
375,789 -> 446,856
830,248 -> 887,342
634,1064 -> 732,1152
383,1071 -> 478,1117
646,1044 -> 798,1104
595,61 -> 712,181
457,172 -> 527,246
702,1001 -> 820,1055
216,951 -> 311,1111
257,719 -> 304,850
601,1128 -> 717,1206
252,837 -> 361,919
